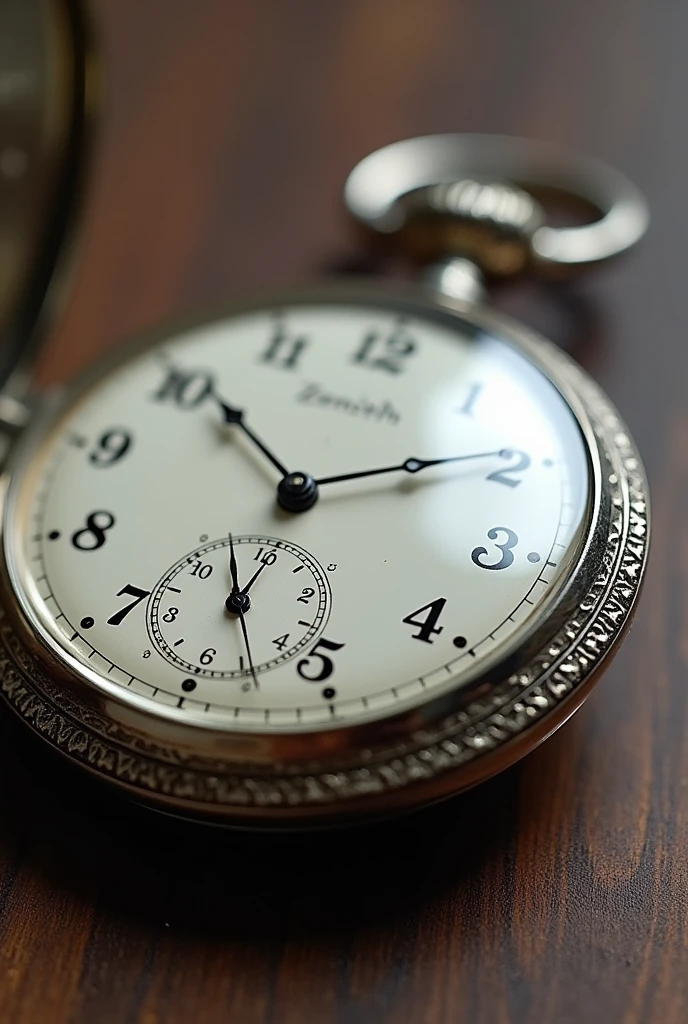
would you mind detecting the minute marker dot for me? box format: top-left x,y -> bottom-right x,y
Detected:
527,552 -> 541,563
80,616 -> 94,629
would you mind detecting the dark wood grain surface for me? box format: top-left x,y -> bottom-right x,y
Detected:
2,1 -> 687,1021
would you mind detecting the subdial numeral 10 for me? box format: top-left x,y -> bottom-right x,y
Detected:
254,547 -> 277,566
190,560 -> 213,579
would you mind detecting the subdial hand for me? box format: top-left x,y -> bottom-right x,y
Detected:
237,608 -> 259,691
240,559 -> 270,597
214,394 -> 290,477
228,531 -> 240,594
315,448 -> 509,486
224,533 -> 259,689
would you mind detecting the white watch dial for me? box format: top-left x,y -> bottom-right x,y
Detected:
7,300 -> 591,730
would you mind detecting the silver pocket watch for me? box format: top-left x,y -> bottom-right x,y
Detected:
0,0 -> 649,826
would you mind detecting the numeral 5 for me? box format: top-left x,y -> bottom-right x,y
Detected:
296,638 -> 345,682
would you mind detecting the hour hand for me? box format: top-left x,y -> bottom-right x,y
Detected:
214,393 -> 290,477
217,399 -> 243,425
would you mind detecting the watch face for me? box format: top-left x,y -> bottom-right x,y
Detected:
5,294 -> 591,732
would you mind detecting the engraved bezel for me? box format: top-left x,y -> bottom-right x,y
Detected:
0,281 -> 649,826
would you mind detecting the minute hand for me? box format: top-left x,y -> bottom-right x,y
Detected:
315,449 -> 508,486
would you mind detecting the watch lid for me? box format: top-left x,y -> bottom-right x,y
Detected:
0,0 -> 93,402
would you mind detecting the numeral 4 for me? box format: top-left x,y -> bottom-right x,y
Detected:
402,598 -> 446,643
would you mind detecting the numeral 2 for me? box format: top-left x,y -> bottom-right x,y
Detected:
487,449 -> 530,488
254,547 -> 277,566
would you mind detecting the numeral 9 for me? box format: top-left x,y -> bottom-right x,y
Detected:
89,429 -> 132,467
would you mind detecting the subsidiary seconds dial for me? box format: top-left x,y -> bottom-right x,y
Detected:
147,535 -> 332,680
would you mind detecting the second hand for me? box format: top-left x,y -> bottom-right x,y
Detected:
237,607 -> 259,691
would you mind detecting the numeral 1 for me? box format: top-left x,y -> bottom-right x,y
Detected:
457,382 -> 483,416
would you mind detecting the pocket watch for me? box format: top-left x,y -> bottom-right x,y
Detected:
0,0 -> 649,827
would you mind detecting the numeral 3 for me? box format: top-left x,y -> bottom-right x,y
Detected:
471,527 -> 519,570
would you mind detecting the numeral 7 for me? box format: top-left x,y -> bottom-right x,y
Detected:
107,584 -> 151,626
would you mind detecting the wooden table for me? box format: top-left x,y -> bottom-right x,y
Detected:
2,1 -> 686,1021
